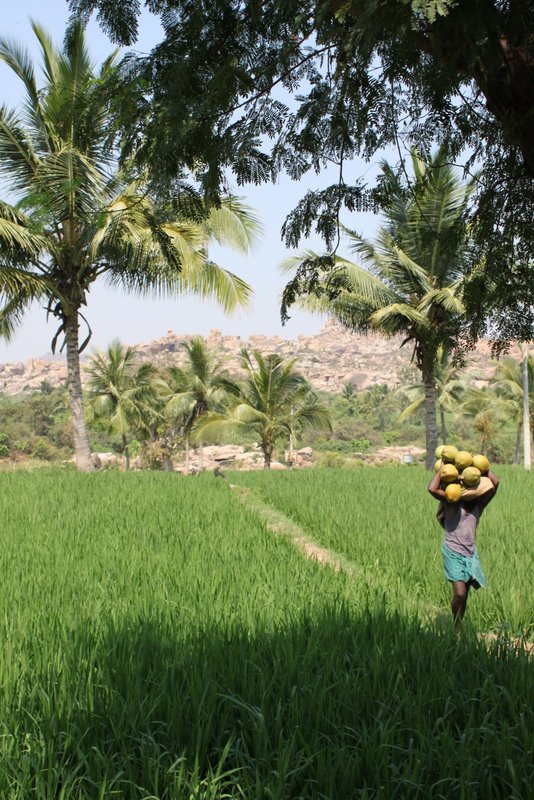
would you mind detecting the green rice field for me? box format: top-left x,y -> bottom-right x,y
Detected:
0,467 -> 532,798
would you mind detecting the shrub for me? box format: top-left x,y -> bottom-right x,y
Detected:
352,438 -> 371,452
315,451 -> 346,468
32,438 -> 53,461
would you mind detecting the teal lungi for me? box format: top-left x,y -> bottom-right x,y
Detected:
442,543 -> 487,589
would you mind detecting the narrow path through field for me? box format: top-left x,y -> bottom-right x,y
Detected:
230,483 -> 533,657
230,484 -> 442,621
230,484 -> 357,575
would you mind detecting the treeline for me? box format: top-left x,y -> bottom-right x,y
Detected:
0,340 -> 531,469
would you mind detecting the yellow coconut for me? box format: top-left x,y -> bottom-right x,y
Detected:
441,463 -> 459,483
441,445 -> 458,463
435,445 -> 445,459
455,450 -> 473,471
472,454 -> 490,473
434,459 -> 443,473
462,466 -> 481,487
445,483 -> 463,503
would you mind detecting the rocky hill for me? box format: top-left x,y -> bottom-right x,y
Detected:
0,320 -> 515,397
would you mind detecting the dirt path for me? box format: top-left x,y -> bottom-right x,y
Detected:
230,483 -> 441,620
230,483 -> 533,657
230,484 -> 356,575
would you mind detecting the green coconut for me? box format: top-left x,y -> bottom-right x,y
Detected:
441,445 -> 458,463
455,450 -> 473,471
472,454 -> 490,473
445,483 -> 463,503
441,463 -> 459,483
462,466 -> 481,487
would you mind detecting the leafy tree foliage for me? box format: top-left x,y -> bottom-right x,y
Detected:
458,386 -> 512,455
198,349 -> 332,468
2,339 -> 529,467
156,336 -> 230,470
86,340 -> 158,469
70,0 -> 534,341
0,23 -> 259,471
0,387 -> 73,461
490,354 -> 534,464
398,346 -> 468,444
282,149 -> 474,467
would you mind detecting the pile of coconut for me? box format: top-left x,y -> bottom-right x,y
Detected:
434,445 -> 491,503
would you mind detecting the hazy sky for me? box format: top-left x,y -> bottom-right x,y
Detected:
0,0 -> 383,363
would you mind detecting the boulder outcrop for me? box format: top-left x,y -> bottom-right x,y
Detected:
0,320 -> 514,397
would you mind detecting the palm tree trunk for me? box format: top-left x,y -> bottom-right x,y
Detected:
422,367 -> 438,470
439,404 -> 447,443
522,345 -> 531,470
65,313 -> 94,472
184,433 -> 190,475
122,433 -> 130,471
199,440 -> 204,471
263,441 -> 272,470
514,420 -> 522,465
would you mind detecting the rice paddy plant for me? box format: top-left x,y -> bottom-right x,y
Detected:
231,466 -> 534,636
0,469 -> 532,798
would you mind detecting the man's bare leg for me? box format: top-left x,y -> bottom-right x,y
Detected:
451,580 -> 470,633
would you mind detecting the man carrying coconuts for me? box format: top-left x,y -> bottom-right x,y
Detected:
428,445 -> 500,633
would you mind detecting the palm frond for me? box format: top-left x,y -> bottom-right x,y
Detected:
233,403 -> 270,425
0,203 -> 46,258
205,196 -> 262,253
398,395 -> 425,421
0,36 -> 39,113
281,249 -> 398,308
0,265 -> 50,298
30,21 -> 60,86
35,146 -> 107,221
0,272 -> 48,339
193,412 -> 244,443
293,399 -> 333,433
0,106 -> 40,192
370,303 -> 429,333
389,246 -> 432,296
417,287 -> 465,316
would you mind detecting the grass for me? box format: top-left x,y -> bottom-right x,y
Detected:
232,466 -> 534,635
0,469 -> 532,798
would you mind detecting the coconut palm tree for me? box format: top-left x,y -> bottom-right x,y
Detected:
458,386 -> 512,454
85,340 -> 158,469
199,349 -> 332,469
398,346 -> 469,442
156,337 -> 229,472
0,23 -> 259,471
282,148 -> 474,468
490,354 -> 534,464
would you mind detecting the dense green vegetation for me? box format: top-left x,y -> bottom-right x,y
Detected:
71,0 -> 534,342
0,387 -> 72,463
0,24 -> 258,471
0,355 -> 530,468
0,468 -> 531,798
0,378 -> 428,465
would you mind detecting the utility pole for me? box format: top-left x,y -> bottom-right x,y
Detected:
522,344 -> 531,470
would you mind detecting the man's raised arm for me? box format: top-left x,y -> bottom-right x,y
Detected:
428,467 -> 446,500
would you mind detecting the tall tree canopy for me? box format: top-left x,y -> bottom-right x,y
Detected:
0,22 -> 260,471
199,348 -> 332,469
70,0 -> 534,342
86,340 -> 157,470
282,149 -> 474,467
